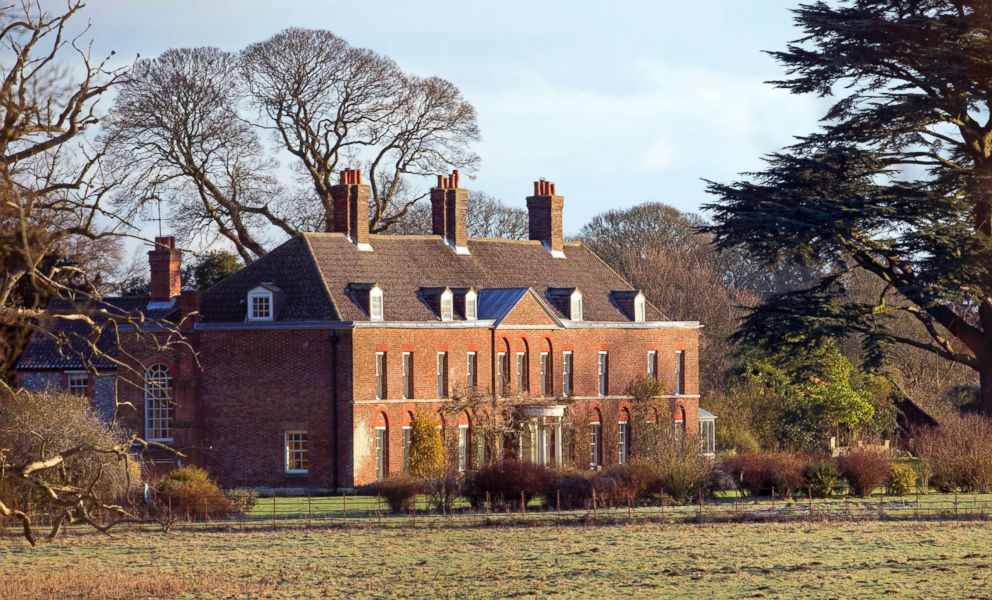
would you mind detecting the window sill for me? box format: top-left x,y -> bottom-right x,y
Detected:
284,471 -> 309,477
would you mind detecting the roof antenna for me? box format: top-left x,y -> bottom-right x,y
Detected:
155,197 -> 164,238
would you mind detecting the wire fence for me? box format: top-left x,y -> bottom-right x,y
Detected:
5,490 -> 992,539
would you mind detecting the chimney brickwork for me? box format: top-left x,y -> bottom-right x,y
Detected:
148,236 -> 182,301
330,168 -> 372,249
526,179 -> 564,256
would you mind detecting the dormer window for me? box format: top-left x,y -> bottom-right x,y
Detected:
440,288 -> 454,322
465,289 -> 478,321
370,286 -> 384,321
634,292 -> 646,323
247,288 -> 274,321
570,289 -> 583,321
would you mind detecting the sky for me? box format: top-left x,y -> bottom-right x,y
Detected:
71,0 -> 827,241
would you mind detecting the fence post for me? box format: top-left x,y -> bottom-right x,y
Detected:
520,491 -> 526,514
376,495 -> 383,527
204,497 -> 209,524
592,488 -> 598,522
915,487 -> 920,520
271,495 -> 276,530
485,491 -> 491,518
342,494 -> 347,524
307,490 -> 312,529
697,490 -> 703,523
556,489 -> 561,525
955,490 -> 959,519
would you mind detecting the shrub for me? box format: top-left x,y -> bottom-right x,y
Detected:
462,460 -> 550,509
424,470 -> 460,513
804,459 -> 841,498
657,452 -> 713,504
543,471 -> 593,510
407,412 -> 446,479
361,476 -> 421,513
225,488 -> 259,514
716,427 -> 760,454
592,463 -> 661,507
886,463 -> 917,496
837,451 -> 891,497
723,452 -> 806,497
158,466 -> 234,519
914,415 -> 992,493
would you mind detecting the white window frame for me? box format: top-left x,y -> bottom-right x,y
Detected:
516,352 -> 528,394
497,352 -> 508,397
465,289 -> 478,321
402,425 -> 412,473
374,426 -> 387,481
539,352 -> 551,397
562,351 -> 573,397
634,292 -> 646,323
402,352 -> 413,399
375,352 -> 386,400
570,289 -> 583,321
457,425 -> 469,472
144,363 -> 174,443
369,286 -> 384,321
618,421 -> 628,465
647,350 -> 657,380
66,371 -> 88,397
597,351 -> 608,397
700,419 -> 716,455
436,351 -> 448,398
589,421 -> 601,469
675,350 -> 685,395
440,288 -> 454,322
247,289 -> 273,321
467,352 -> 477,389
284,430 -> 309,474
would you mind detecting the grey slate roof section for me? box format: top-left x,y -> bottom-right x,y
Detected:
16,296 -> 180,370
200,233 -> 667,324
477,288 -> 530,323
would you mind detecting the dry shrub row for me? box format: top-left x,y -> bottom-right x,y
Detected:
913,415 -> 992,493
723,451 -> 901,498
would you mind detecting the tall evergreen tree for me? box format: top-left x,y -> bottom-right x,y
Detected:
705,1 -> 992,413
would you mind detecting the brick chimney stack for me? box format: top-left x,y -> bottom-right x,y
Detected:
431,169 -> 469,254
526,179 -> 564,257
330,168 -> 372,250
148,236 -> 182,301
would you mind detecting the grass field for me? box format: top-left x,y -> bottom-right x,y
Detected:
4,519 -> 992,599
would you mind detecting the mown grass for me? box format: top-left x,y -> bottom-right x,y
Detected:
4,520 -> 992,599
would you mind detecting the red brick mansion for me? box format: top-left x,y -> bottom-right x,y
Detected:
15,171 -> 712,490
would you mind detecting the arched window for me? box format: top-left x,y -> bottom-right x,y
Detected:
464,289 -> 478,321
402,411 -> 414,474
634,291 -> 646,323
540,338 -> 553,397
619,408 -> 631,464
440,288 -> 454,321
674,406 -> 686,444
144,364 -> 174,442
589,409 -> 603,469
369,286 -> 384,321
375,412 -> 389,481
457,412 -> 471,472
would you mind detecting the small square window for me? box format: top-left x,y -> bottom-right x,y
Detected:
249,293 -> 272,321
66,371 -> 88,397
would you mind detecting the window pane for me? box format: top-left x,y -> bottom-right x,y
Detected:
403,353 -> 413,399
562,353 -> 572,396
375,352 -> 386,399
285,431 -> 309,473
144,364 -> 174,441
467,353 -> 477,389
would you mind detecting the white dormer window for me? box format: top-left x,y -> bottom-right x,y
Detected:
634,292 -> 646,323
370,286 -> 384,321
440,288 -> 454,322
247,288 -> 273,321
570,289 -> 583,321
465,289 -> 478,321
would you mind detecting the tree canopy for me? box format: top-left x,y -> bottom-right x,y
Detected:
705,0 -> 992,413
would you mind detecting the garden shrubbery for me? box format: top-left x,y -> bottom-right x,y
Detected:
804,459 -> 841,498
886,463 -> 917,496
360,476 -> 422,513
463,459 -> 550,509
724,452 -> 806,497
837,451 -> 891,497
914,415 -> 992,493
157,466 -> 235,519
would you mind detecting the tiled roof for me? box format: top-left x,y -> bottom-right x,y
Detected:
15,297 -> 180,370
200,233 -> 667,323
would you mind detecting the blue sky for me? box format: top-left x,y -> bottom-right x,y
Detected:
78,0 -> 825,237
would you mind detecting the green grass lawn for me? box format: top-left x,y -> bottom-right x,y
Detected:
3,520 -> 992,599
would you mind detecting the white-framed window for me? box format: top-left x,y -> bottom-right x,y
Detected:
497,352 -> 508,397
647,350 -> 657,380
369,286 -> 384,321
589,421 -> 601,469
570,289 -> 583,321
144,364 -> 173,442
465,289 -> 478,321
540,352 -> 551,397
402,352 -> 413,399
375,352 -> 386,400
285,431 -> 309,474
618,421 -> 628,464
402,425 -> 412,473
597,351 -> 608,396
436,352 -> 449,398
440,288 -> 453,321
66,371 -> 88,397
458,425 -> 469,472
700,419 -> 715,455
634,292 -> 646,323
375,426 -> 387,481
674,408 -> 686,443
562,351 -> 573,396
675,350 -> 685,395
467,352 -> 477,389
516,352 -> 528,394
247,289 -> 273,321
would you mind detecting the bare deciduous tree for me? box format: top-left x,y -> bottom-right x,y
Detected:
391,190 -> 529,239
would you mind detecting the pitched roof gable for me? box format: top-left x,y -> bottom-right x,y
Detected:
200,232 -> 670,324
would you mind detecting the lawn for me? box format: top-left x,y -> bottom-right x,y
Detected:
3,520 -> 992,599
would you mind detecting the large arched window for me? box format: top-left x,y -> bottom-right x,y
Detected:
144,364 -> 174,442
375,412 -> 389,481
589,409 -> 603,469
